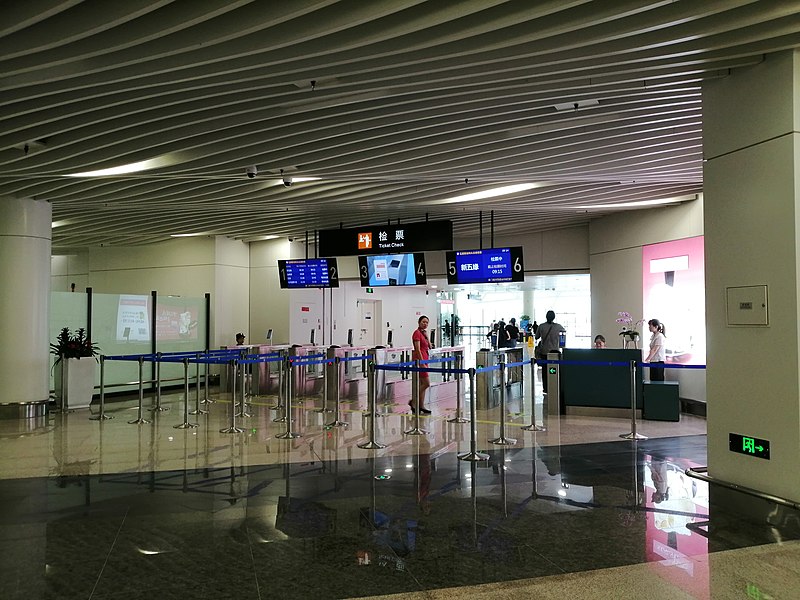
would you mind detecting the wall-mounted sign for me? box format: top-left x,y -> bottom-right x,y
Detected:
319,221 -> 452,256
729,432 -> 770,460
445,247 -> 524,284
278,258 -> 339,288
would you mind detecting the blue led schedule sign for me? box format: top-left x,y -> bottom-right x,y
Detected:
445,247 -> 524,285
729,432 -> 770,460
278,258 -> 339,289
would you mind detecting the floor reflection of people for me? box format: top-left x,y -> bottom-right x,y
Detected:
649,457 -> 669,503
416,436 -> 432,515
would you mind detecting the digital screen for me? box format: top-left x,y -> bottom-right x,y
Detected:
358,253 -> 426,287
445,247 -> 524,284
278,258 -> 339,288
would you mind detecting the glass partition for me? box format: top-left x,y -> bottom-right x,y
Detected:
49,292 -> 88,391
155,295 -> 208,384
93,293 -> 152,392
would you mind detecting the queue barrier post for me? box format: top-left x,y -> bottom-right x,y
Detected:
268,351 -> 285,411
489,354 -> 516,445
358,358 -> 386,449
273,357 -> 292,423
128,356 -> 151,425
90,355 -> 113,421
150,352 -> 169,412
404,360 -> 428,436
447,352 -> 469,424
189,353 -> 208,416
326,348 -> 348,428
220,359 -> 244,433
363,348 -> 385,418
521,358 -> 545,432
620,360 -> 647,440
173,357 -> 199,429
201,357 -> 214,404
238,360 -> 252,418
276,355 -> 301,440
458,368 -> 489,461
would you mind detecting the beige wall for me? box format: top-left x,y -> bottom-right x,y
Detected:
52,236 -> 250,350
703,50 -> 800,500
589,197 -> 705,401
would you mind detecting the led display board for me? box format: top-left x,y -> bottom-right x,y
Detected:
445,247 -> 524,284
319,221 -> 452,256
278,258 -> 339,288
357,253 -> 427,287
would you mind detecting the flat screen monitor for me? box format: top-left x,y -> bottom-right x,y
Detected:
278,258 -> 339,288
357,253 -> 427,287
445,247 -> 524,284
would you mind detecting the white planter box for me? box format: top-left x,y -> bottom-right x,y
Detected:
54,357 -> 97,410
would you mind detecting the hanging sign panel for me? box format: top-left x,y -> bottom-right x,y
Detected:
357,253 -> 427,287
318,221 -> 452,256
278,258 -> 339,288
445,247 -> 524,284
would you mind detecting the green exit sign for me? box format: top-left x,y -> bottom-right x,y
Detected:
729,433 -> 770,460
366,288 -> 374,293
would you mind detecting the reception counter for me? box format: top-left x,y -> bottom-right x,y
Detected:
561,348 -> 643,413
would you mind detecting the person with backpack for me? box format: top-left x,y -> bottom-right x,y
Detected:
534,310 -> 566,393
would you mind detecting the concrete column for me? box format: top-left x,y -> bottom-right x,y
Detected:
0,197 -> 51,417
703,50 -> 800,502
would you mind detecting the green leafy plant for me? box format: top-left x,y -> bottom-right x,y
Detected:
50,327 -> 100,365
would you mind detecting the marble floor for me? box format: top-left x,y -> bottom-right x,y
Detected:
0,370 -> 797,599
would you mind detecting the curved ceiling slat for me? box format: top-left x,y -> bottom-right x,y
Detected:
2,2 -> 798,250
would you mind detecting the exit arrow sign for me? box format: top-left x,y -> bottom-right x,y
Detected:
729,433 -> 770,460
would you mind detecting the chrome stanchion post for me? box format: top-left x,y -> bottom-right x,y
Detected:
326,351 -> 348,428
620,360 -> 647,440
489,354 -> 516,445
522,358 -> 545,431
358,358 -> 386,449
447,352 -> 468,424
174,357 -> 198,429
404,360 -> 428,436
314,354 -> 331,413
363,348 -> 384,417
90,355 -> 113,420
273,356 -> 291,423
276,355 -> 301,440
220,359 -> 244,433
128,356 -> 151,424
190,353 -> 208,415
238,358 -> 252,418
150,352 -> 169,412
268,352 -> 284,410
201,357 -> 214,404
458,368 -> 489,461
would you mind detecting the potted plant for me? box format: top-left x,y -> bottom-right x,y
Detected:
51,327 -> 100,410
615,312 -> 645,349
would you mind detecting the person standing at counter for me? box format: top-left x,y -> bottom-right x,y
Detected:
594,334 -> 606,348
235,332 -> 246,345
411,315 -> 432,414
535,310 -> 566,393
506,318 -> 520,349
645,319 -> 666,381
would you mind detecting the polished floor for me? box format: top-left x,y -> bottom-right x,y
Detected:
1,365 -> 798,599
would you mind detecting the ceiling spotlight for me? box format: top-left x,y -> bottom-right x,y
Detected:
246,165 -> 258,179
281,169 -> 293,187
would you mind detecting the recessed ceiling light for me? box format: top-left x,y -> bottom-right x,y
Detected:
569,194 -> 697,210
170,232 -> 210,237
65,158 -> 171,177
423,183 -> 545,206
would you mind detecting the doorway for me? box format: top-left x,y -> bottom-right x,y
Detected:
357,299 -> 381,347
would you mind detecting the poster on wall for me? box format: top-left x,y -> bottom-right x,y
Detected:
156,303 -> 200,341
116,295 -> 151,342
642,236 -> 705,364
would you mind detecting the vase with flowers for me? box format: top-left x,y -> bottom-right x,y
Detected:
615,312 -> 645,349
51,327 -> 100,410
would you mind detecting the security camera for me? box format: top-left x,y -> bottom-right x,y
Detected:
246,165 -> 258,179
281,169 -> 293,187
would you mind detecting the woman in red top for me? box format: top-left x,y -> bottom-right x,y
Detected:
411,315 -> 432,414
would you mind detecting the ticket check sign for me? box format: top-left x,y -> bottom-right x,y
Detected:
319,220 -> 453,256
